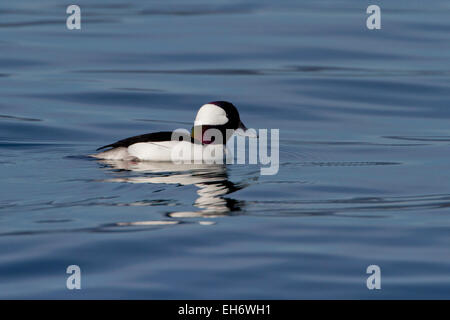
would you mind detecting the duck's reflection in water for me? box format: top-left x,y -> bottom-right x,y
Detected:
98,160 -> 246,226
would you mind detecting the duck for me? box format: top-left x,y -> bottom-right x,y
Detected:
91,101 -> 251,162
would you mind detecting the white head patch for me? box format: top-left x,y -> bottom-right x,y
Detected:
194,104 -> 228,126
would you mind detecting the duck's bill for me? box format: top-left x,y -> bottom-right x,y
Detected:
236,121 -> 258,138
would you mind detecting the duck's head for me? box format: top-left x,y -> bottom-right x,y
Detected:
191,101 -> 250,144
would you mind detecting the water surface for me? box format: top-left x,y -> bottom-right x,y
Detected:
1,0 -> 450,298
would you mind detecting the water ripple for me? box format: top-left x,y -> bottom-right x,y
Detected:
247,193 -> 450,216
74,66 -> 450,77
0,114 -> 42,122
384,136 -> 450,142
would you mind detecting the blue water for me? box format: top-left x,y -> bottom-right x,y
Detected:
1,0 -> 450,299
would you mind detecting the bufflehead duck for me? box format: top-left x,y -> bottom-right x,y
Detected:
92,101 -> 251,161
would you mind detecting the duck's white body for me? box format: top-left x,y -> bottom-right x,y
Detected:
94,140 -> 226,163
